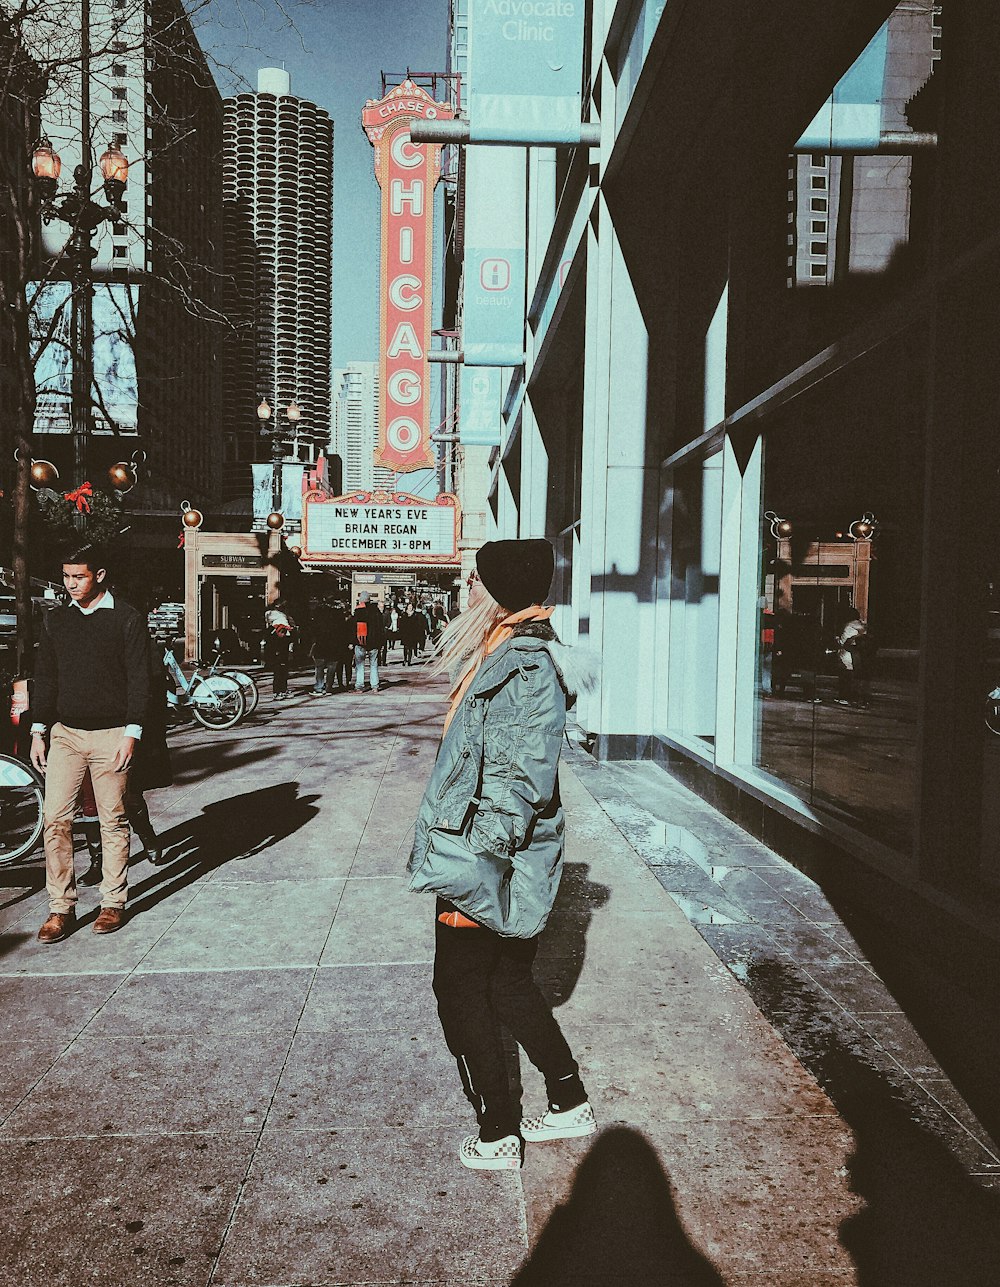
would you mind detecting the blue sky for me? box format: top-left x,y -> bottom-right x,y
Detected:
197,0 -> 450,367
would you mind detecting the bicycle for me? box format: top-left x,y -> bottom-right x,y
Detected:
199,652 -> 260,717
163,648 -> 246,730
0,752 -> 45,865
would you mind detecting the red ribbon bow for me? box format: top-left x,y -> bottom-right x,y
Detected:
64,481 -> 93,513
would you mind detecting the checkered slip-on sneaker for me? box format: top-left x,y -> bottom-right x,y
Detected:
459,1134 -> 523,1171
521,1101 -> 598,1142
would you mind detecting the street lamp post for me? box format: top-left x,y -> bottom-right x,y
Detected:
31,0 -> 130,486
257,397 -> 301,521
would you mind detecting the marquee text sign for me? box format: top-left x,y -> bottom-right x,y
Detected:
302,490 -> 461,565
362,82 -> 454,473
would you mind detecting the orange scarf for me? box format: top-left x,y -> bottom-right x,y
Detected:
442,604 -> 554,734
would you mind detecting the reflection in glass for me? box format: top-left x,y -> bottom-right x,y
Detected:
753,333 -> 925,851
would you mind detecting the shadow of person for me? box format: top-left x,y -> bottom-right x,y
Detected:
731,951 -> 1000,1285
511,1126 -> 725,1286
124,783 -> 321,917
533,861 -> 611,1010
837,1059 -> 1000,1287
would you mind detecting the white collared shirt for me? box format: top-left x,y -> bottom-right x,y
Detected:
74,588 -> 115,616
31,589 -> 143,740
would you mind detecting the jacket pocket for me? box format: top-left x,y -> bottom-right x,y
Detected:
436,745 -> 473,800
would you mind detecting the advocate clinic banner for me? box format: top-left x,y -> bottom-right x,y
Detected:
362,81 -> 455,472
468,0 -> 586,143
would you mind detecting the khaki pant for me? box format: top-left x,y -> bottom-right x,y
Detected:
43,724 -> 131,913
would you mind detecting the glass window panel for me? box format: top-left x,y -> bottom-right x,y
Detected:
665,452 -> 723,745
751,328 -> 926,851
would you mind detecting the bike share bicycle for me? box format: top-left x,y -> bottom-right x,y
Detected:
0,753 -> 44,865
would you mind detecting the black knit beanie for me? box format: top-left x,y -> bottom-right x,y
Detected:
476,539 -> 554,612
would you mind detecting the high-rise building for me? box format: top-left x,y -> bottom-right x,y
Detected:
29,0 -> 223,512
332,362 -> 394,493
220,68 -> 333,500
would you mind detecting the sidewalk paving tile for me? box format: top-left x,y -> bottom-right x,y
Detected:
320,877 -> 434,966
299,963 -> 438,1032
518,1117 -> 860,1279
0,1031 -> 293,1138
136,879 -> 346,971
558,1014 -> 836,1128
213,1126 -> 526,1286
271,1029 -> 465,1130
0,971 -> 126,1038
85,967 -> 313,1036
0,1131 -> 257,1286
4,901 -> 192,976
0,1038 -> 68,1121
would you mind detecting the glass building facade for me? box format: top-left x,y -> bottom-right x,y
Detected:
490,0 -> 999,992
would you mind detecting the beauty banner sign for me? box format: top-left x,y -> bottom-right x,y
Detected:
363,81 -> 455,473
302,490 -> 461,565
467,0 -> 586,143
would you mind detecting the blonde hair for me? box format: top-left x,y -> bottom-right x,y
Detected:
428,589 -> 509,696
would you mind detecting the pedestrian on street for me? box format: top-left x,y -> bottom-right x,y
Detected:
31,545 -> 151,942
834,608 -> 871,708
332,601 -> 354,691
378,601 -> 392,667
79,640 -> 171,877
352,591 -> 385,692
264,598 -> 295,700
408,538 -> 597,1171
399,603 -> 423,666
129,641 -> 172,865
309,597 -> 341,696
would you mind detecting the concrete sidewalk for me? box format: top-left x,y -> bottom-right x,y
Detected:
0,662 -> 996,1285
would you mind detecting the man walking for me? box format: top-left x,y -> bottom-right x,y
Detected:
31,545 -> 151,941
309,597 -> 339,696
352,592 -> 385,693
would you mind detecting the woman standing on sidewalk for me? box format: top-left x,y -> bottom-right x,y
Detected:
408,538 -> 597,1171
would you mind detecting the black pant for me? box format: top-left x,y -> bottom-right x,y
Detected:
403,644 -> 415,665
432,899 -> 584,1141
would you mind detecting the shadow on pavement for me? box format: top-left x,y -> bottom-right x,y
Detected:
740,955 -> 1000,1285
511,1126 -> 725,1286
0,931 -> 34,961
124,782 -> 321,918
0,863 -> 45,916
168,739 -> 281,786
837,1051 -> 1000,1285
535,862 -> 611,1010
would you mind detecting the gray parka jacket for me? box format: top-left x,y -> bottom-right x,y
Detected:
407,622 -> 574,939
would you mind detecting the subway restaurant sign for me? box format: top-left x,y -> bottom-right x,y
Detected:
302,490 -> 461,565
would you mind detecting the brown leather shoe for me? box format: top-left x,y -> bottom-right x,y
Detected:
92,906 -> 125,935
37,911 -> 76,944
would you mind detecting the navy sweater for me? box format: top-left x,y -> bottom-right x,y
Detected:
33,600 -> 151,732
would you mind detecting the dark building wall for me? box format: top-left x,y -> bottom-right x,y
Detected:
138,0 -> 223,511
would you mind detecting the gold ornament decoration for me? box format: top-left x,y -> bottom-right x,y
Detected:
288,544 -> 302,558
266,511 -> 284,531
108,461 -> 136,491
29,459 -> 59,490
180,500 -> 204,529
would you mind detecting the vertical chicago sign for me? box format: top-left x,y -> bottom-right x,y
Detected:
362,81 -> 454,473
